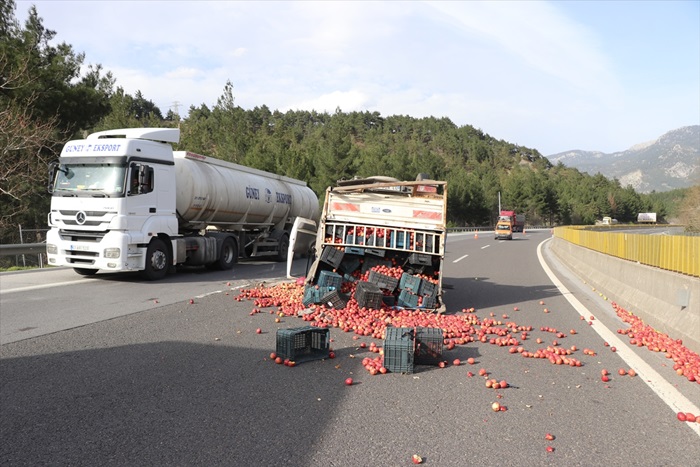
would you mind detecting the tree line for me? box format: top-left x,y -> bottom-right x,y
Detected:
1,2 -> 696,246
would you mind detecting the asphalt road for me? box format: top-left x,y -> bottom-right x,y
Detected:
1,231 -> 699,466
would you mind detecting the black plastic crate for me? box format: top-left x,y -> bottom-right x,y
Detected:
318,270 -> 343,289
354,281 -> 383,309
414,327 -> 444,366
345,246 -> 365,256
382,295 -> 396,307
276,326 -> 330,363
399,273 -> 421,292
320,289 -> 348,309
320,245 -> 345,269
365,248 -> 385,257
408,253 -> 432,266
418,279 -> 438,298
361,256 -> 392,273
383,327 -> 414,373
340,255 -> 361,274
368,270 -> 399,291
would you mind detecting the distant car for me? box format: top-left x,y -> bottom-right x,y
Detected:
495,221 -> 513,240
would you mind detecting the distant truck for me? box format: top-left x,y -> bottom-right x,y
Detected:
46,128 -> 319,279
499,210 -> 525,233
303,176 -> 448,311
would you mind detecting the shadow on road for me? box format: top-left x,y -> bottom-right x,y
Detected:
0,340 -> 355,466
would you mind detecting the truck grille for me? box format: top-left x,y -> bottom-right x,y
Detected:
59,229 -> 108,243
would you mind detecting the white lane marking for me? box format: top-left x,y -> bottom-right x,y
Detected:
453,254 -> 469,263
1,280 -> 86,295
481,245 -> 490,250
537,238 -> 700,437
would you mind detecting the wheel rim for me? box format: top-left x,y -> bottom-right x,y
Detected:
151,250 -> 167,271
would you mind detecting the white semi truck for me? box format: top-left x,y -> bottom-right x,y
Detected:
46,128 -> 319,279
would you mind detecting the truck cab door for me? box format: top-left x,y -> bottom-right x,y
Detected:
126,164 -> 158,232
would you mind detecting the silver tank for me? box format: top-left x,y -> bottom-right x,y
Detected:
174,151 -> 319,230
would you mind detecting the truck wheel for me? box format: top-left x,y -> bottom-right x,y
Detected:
213,237 -> 238,270
276,233 -> 290,262
143,238 -> 170,280
74,268 -> 98,276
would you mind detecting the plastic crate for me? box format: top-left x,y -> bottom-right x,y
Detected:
397,289 -> 420,308
419,295 -> 437,309
354,281 -> 384,309
368,270 -> 399,291
408,253 -> 432,266
276,326 -> 330,363
345,234 -> 365,246
361,256 -> 392,273
390,231 -> 407,248
320,245 -> 344,269
365,248 -> 385,257
320,289 -> 348,309
399,273 -> 422,292
340,256 -> 361,274
382,295 -> 396,307
318,270 -> 343,289
303,285 -> 335,306
414,327 -> 444,365
365,235 -> 386,247
345,246 -> 365,256
383,327 -> 415,373
418,279 -> 438,298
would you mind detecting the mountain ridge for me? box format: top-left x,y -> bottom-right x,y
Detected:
546,125 -> 699,193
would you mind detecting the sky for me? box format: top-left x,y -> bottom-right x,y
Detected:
14,0 -> 700,155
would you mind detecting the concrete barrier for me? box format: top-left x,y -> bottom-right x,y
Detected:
550,237 -> 700,355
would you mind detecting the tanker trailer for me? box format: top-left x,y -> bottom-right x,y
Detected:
46,127 -> 319,280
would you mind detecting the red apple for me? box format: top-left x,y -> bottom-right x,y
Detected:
345,377 -> 353,386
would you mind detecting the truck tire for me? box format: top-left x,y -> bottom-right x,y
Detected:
74,268 -> 98,276
276,233 -> 290,262
210,237 -> 237,270
142,238 -> 170,280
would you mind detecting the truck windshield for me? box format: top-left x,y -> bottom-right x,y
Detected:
497,224 -> 510,231
54,164 -> 127,196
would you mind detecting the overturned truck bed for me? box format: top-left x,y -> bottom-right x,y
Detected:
305,177 -> 447,313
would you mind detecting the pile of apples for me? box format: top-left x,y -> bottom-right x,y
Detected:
612,302 -> 700,385
237,280 -> 597,373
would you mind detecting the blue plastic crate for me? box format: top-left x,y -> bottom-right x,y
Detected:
399,273 -> 422,292
418,279 -> 438,298
383,327 -> 414,373
318,270 -> 343,289
398,289 -> 419,308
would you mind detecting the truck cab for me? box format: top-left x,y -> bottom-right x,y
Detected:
495,220 -> 513,240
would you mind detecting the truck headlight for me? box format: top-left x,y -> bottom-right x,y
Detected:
104,248 -> 121,259
46,244 -> 57,254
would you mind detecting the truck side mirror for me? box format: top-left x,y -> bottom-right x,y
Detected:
129,163 -> 154,195
48,161 -> 58,193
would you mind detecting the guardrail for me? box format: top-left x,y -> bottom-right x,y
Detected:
554,226 -> 699,278
0,243 -> 46,255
